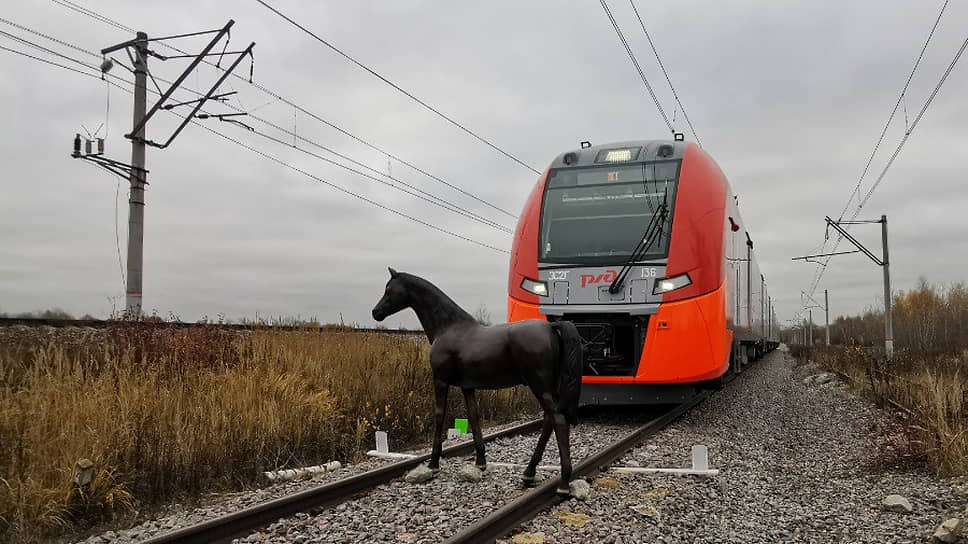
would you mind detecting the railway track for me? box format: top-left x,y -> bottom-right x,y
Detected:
445,393 -> 707,544
138,394 -> 707,544
0,316 -> 423,335
140,419 -> 543,544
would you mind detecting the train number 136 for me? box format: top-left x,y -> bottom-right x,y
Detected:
640,268 -> 657,278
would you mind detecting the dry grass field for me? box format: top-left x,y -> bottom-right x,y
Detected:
0,323 -> 538,542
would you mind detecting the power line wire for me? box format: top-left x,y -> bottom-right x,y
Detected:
1,16 -> 513,233
805,0 -> 950,295
853,32 -> 967,212
48,0 -> 520,220
835,0 -> 949,223
0,43 -> 130,289
199,125 -> 510,254
0,42 -> 100,79
209,101 -> 515,233
0,27 -> 99,71
627,0 -> 702,146
0,15 -> 100,58
204,97 -> 514,232
806,12 -> 965,298
244,122 -> 514,233
0,42 -> 509,255
252,0 -> 541,176
50,0 -> 132,33
598,0 -> 675,134
242,78 -> 520,218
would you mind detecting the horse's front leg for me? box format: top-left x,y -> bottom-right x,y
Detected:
428,379 -> 449,472
462,388 -> 486,469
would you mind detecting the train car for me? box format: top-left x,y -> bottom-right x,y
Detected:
507,140 -> 779,404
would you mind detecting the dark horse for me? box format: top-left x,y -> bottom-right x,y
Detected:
371,268 -> 583,493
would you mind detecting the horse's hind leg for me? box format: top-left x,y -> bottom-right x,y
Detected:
428,379 -> 449,472
462,388 -> 486,469
551,412 -> 572,495
522,412 -> 553,486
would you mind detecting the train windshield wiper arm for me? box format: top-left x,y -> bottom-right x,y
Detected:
608,203 -> 668,294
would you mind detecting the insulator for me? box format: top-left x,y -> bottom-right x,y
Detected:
85,139 -> 92,155
73,134 -> 81,155
97,138 -> 104,154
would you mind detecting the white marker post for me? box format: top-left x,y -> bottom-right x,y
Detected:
611,444 -> 718,476
367,431 -> 418,460
375,431 -> 389,454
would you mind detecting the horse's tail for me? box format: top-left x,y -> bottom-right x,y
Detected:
551,320 -> 583,425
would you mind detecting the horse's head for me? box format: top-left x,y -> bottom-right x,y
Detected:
372,267 -> 410,321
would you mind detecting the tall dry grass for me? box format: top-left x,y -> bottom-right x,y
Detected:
795,344 -> 968,477
787,279 -> 968,476
0,324 -> 537,542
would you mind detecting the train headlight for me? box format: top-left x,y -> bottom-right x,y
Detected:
521,277 -> 549,297
653,273 -> 692,295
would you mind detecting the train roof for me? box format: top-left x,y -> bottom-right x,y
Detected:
548,139 -> 691,170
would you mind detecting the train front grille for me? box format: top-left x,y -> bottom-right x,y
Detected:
557,314 -> 648,377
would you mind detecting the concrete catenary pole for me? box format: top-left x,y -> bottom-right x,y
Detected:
808,309 -> 813,346
824,289 -> 830,346
125,32 -> 148,316
882,215 -> 893,358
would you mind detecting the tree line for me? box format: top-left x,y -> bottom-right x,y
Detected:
792,278 -> 968,354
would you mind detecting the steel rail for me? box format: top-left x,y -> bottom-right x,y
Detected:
0,316 -> 424,336
444,393 -> 709,544
141,418 -> 543,544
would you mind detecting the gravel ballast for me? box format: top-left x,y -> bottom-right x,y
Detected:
509,348 -> 966,543
74,347 -> 967,543
234,413 -> 659,543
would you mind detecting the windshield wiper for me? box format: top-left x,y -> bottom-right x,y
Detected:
608,203 -> 668,294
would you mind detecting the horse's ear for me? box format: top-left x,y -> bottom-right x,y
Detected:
388,267 -> 399,278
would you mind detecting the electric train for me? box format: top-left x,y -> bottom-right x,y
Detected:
507,140 -> 779,404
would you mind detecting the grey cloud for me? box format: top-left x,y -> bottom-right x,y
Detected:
2,1 -> 967,328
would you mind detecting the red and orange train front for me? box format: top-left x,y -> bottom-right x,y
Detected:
507,140 -> 737,404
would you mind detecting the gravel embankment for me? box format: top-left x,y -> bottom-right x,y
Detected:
69,417 -> 537,543
75,347 -> 967,543
234,413 -> 659,543
509,348 -> 967,544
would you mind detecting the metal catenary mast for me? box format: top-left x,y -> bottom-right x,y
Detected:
72,21 -> 254,316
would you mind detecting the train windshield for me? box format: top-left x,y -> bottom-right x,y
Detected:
539,161 -> 680,265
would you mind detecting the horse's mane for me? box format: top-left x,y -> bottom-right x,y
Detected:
398,272 -> 475,339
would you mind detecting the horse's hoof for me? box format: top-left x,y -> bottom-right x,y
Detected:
475,464 -> 486,472
521,476 -> 536,488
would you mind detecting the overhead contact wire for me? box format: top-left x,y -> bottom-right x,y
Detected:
599,0 -> 675,134
8,13 -> 514,231
836,0 -> 949,223
805,0 -> 953,297
252,0 -> 541,176
628,0 -> 702,146
50,0 -> 520,220
0,43 -> 509,255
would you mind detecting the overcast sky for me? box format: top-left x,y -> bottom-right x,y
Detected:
1,1 -> 966,328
